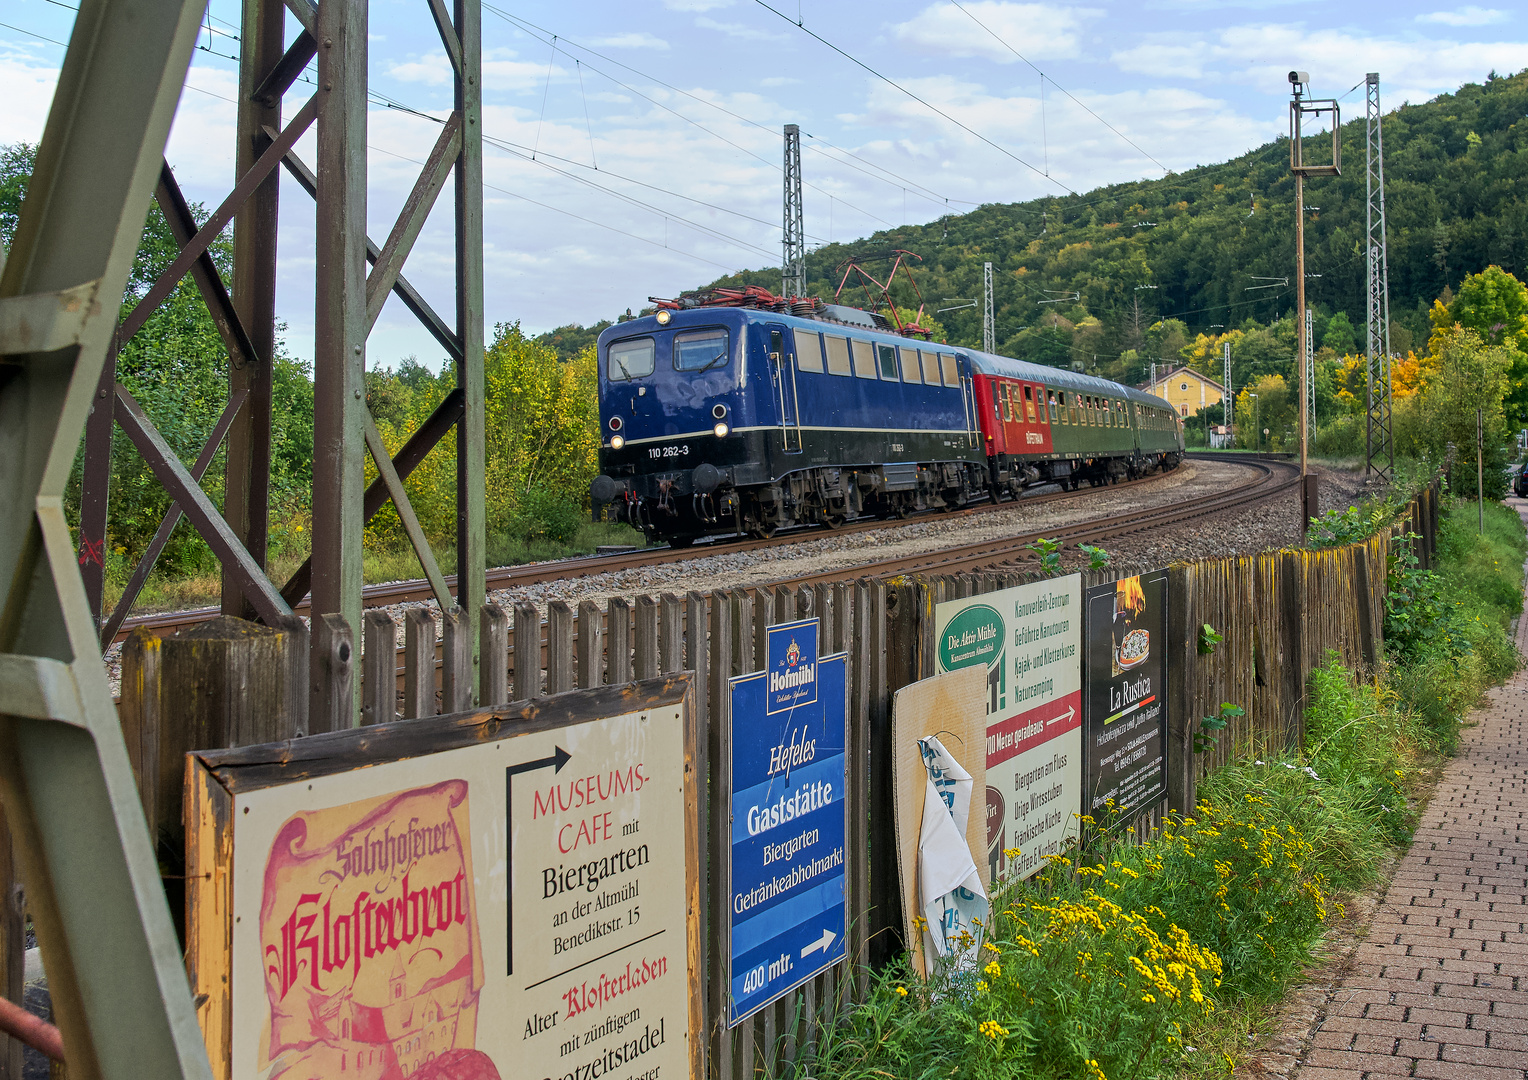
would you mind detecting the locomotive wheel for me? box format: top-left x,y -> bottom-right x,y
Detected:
894,501 -> 913,519
666,534 -> 697,549
748,522 -> 778,539
823,513 -> 847,530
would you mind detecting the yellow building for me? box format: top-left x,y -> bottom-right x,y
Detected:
1139,365 -> 1226,419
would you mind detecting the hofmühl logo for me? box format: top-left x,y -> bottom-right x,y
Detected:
766,619 -> 818,715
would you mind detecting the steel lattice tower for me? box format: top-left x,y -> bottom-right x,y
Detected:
783,124 -> 806,297
1365,73 -> 1395,481
983,261 -> 995,352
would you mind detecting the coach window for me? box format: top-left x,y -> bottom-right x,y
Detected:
1023,385 -> 1037,422
794,328 -> 825,373
824,334 -> 852,375
900,346 -> 923,383
607,336 -> 655,381
1047,390 -> 1058,424
877,342 -> 899,380
941,353 -> 960,387
674,328 -> 730,371
851,338 -> 879,379
1000,384 -> 1012,422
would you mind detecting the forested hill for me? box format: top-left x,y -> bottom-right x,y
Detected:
546,68 -> 1527,371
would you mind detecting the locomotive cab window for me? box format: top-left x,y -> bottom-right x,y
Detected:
674,328 -> 729,371
607,336 -> 655,381
940,354 -> 959,388
794,328 -> 824,372
876,343 -> 899,380
851,338 -> 878,379
824,334 -> 852,376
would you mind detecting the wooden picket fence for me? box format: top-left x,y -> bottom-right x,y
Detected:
96,478 -> 1441,1080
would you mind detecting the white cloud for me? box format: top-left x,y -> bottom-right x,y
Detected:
1112,37 -> 1210,79
0,44 -> 61,147
589,32 -> 671,50
1417,7 -> 1509,26
890,2 -> 1102,63
1112,21 -> 1527,104
694,17 -> 785,41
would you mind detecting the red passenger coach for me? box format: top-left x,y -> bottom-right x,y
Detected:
975,374 -> 1054,457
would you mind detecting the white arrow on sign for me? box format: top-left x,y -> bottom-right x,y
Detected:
1046,704 -> 1076,726
800,929 -> 836,958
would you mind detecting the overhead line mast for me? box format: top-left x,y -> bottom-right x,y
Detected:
1365,73 -> 1395,483
783,124 -> 806,298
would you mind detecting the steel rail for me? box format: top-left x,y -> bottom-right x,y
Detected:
111,462 -> 1215,643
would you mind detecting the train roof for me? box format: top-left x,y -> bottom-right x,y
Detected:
602,304 -> 1173,411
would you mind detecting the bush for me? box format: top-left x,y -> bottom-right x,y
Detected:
511,487 -> 584,545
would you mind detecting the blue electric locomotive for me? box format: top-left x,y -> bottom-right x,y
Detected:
589,298 -> 1182,545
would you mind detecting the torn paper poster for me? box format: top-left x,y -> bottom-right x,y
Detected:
916,735 -> 989,971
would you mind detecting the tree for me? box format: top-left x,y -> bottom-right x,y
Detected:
1397,326 -> 1513,494
1429,265 -> 1528,427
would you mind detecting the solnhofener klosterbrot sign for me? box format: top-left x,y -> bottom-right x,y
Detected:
185,678 -> 702,1080
933,577 -> 1082,881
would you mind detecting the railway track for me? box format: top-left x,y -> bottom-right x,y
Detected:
109,453 -> 1298,705
112,455 -> 1267,644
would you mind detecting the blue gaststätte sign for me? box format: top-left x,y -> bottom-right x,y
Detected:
728,617 -> 847,1026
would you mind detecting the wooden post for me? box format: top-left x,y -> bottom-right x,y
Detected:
0,805 -> 21,1080
313,614 -> 355,735
634,595 -> 660,680
513,602 -> 540,700
402,609 -> 436,718
706,593 -> 734,1079
273,614 -> 309,738
156,616 -> 288,845
1165,565 -> 1196,815
480,603 -> 509,706
847,581 -> 871,999
576,600 -> 602,689
658,594 -> 684,676
1352,546 -> 1376,671
361,610 -> 396,725
869,578 -> 899,967
547,601 -> 575,694
1279,553 -> 1306,748
118,627 -> 162,835
442,606 -> 472,713
608,598 -> 632,685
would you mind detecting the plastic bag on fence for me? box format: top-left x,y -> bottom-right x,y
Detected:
916,735 -> 988,971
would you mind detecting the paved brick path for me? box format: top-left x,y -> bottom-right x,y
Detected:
1294,520 -> 1528,1079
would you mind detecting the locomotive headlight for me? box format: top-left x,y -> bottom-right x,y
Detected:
655,309 -> 672,325
713,422 -> 729,438
610,435 -> 625,450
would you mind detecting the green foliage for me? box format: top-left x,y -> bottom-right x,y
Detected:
1192,702 -> 1242,757
1026,536 -> 1064,575
1306,503 -> 1391,548
1386,500 -> 1525,748
1197,623 -> 1222,655
510,487 -> 584,545
1079,543 -> 1111,570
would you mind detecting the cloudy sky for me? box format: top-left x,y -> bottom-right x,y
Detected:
2,0 -> 1523,368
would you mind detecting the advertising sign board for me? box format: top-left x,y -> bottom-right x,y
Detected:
1083,571 -> 1170,824
727,618 -> 848,1026
186,679 -> 701,1080
933,576 -> 1082,881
